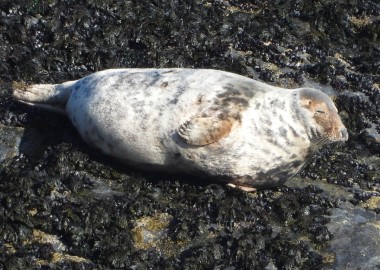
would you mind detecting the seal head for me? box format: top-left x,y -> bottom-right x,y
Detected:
297,88 -> 348,146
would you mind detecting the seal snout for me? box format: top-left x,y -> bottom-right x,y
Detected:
328,119 -> 349,142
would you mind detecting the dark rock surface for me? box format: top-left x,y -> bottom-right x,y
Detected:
0,1 -> 379,269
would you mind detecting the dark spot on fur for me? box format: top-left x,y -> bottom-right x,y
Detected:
240,86 -> 251,93
161,82 -> 169,88
220,86 -> 241,97
217,113 -> 228,120
81,77 -> 90,84
233,114 -> 242,121
260,116 -> 271,126
264,129 -> 277,142
221,97 -> 249,108
279,127 -> 287,137
161,69 -> 175,74
221,83 -> 255,98
148,72 -> 161,86
170,97 -> 179,104
168,84 -> 187,105
259,148 -> 271,156
289,126 -> 299,137
270,99 -> 285,109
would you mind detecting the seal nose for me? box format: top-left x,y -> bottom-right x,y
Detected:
340,128 -> 348,141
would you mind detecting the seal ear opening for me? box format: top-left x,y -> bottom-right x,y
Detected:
300,99 -> 313,109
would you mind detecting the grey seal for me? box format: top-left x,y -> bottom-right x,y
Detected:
13,68 -> 348,190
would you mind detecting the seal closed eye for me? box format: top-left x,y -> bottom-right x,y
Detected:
13,68 -> 348,190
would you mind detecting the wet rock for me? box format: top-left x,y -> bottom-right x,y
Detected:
327,202 -> 380,269
0,124 -> 23,165
0,0 -> 380,269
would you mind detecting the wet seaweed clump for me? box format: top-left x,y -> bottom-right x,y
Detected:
1,0 -> 380,268
0,142 -> 335,269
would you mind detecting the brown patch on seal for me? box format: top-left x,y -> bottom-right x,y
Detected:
178,87 -> 249,146
178,117 -> 235,146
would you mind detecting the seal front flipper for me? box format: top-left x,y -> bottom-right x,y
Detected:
227,183 -> 257,192
178,116 -> 236,146
12,80 -> 77,114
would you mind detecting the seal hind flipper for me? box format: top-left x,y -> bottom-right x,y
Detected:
178,116 -> 235,146
12,80 -> 77,114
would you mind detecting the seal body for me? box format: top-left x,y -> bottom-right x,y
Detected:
13,68 -> 348,188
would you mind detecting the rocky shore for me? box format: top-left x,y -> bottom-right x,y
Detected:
1,1 -> 379,269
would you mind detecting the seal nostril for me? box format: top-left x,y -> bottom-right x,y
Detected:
340,128 -> 348,140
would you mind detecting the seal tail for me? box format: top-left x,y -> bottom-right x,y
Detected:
12,80 -> 77,114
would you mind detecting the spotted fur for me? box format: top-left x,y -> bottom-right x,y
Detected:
13,68 -> 348,189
